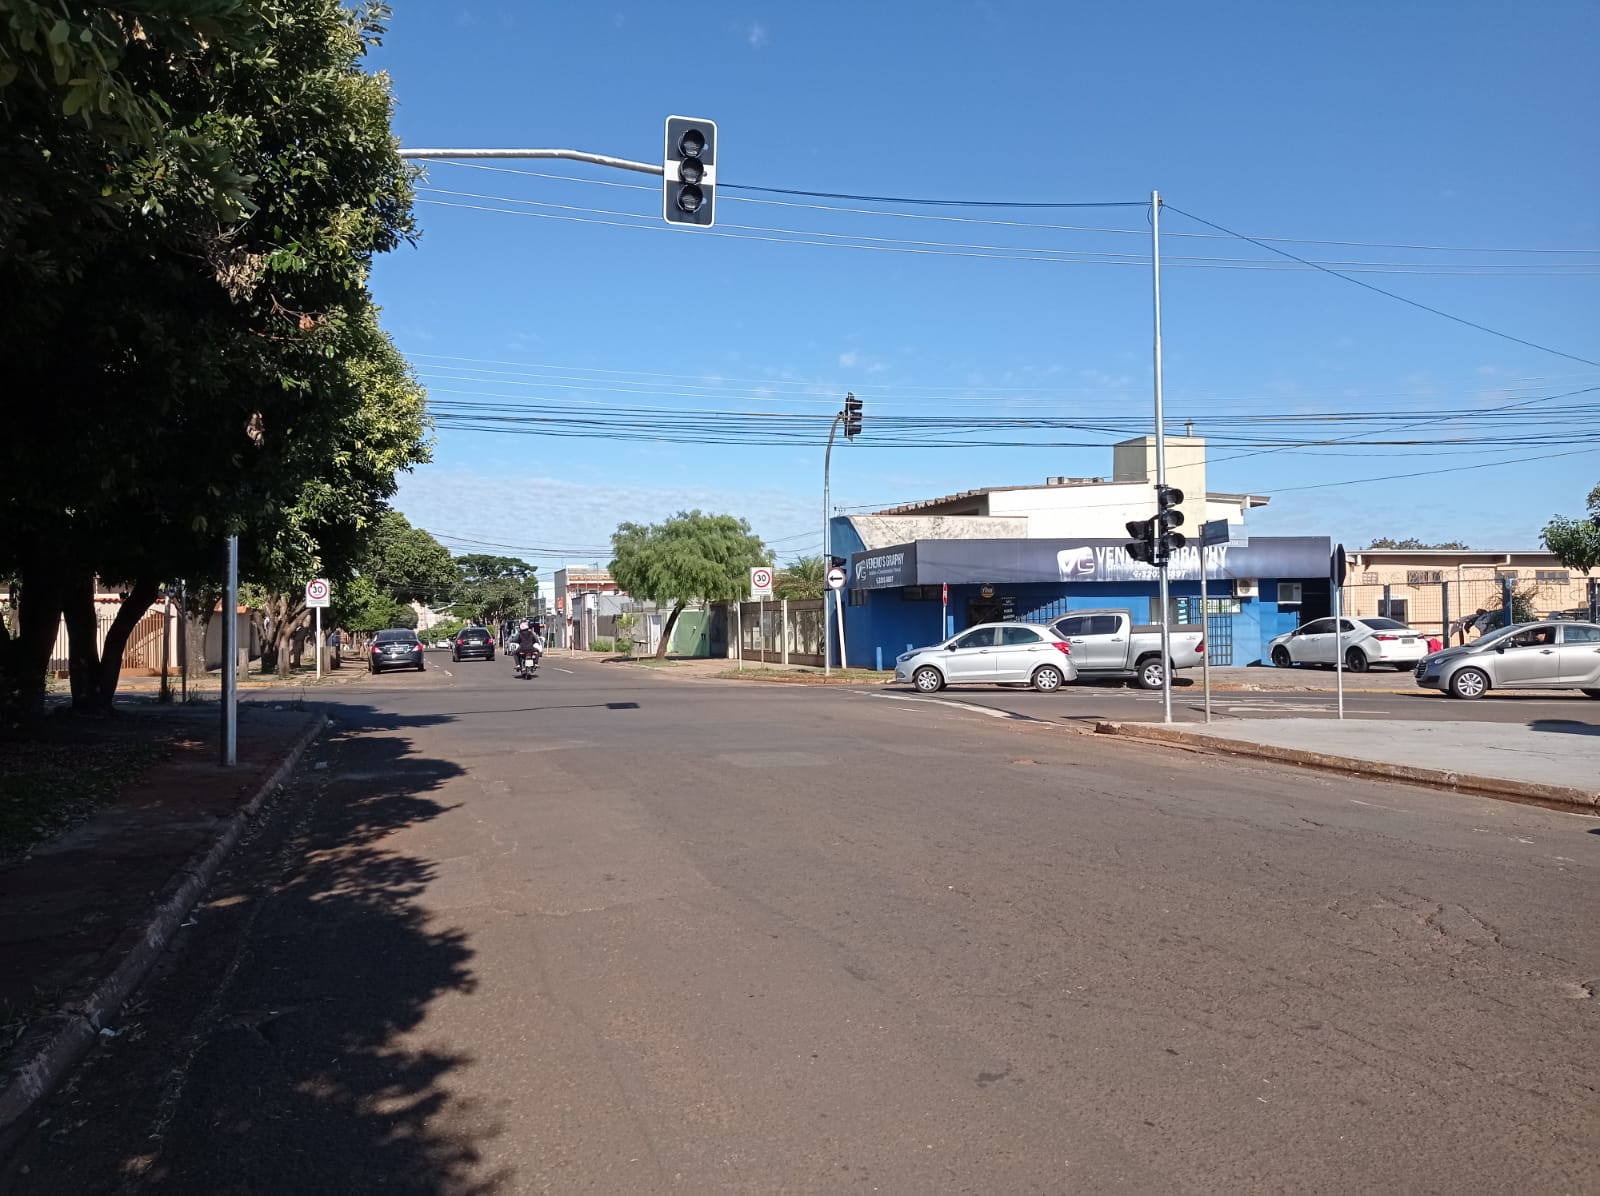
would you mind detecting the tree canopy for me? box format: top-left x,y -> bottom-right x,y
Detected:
0,0 -> 424,712
453,555 -> 538,626
610,511 -> 767,657
773,554 -> 825,600
1540,483 -> 1600,574
1360,538 -> 1471,551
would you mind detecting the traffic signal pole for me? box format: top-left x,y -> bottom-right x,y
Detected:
1150,191 -> 1174,724
823,412 -> 844,678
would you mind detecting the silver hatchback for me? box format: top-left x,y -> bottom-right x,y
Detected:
1415,620 -> 1600,699
895,622 -> 1078,693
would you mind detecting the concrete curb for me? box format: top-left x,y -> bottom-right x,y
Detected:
0,710 -> 325,1151
1092,720 -> 1600,814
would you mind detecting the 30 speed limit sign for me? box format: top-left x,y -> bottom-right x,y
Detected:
749,566 -> 774,598
305,578 -> 331,608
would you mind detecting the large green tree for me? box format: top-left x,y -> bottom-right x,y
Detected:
1540,483 -> 1600,574
610,511 -> 767,658
1361,538 -> 1471,550
453,555 -> 538,627
0,1 -> 420,712
773,554 -> 825,600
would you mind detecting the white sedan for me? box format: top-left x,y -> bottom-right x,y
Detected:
1268,616 -> 1429,672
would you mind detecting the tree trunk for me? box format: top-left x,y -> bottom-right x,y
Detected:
264,592 -> 307,678
90,578 -> 161,711
655,603 -> 684,659
63,571 -> 101,710
1,560 -> 68,721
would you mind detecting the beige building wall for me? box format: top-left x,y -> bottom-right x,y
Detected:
1112,435 -> 1207,534
1340,549 -> 1598,641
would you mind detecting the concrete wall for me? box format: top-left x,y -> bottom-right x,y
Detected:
1112,435 -> 1208,533
846,514 -> 1026,549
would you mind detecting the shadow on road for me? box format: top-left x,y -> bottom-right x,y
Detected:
11,708 -> 505,1193
1528,718 -> 1600,736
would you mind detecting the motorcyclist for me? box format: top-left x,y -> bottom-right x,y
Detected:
513,620 -> 543,672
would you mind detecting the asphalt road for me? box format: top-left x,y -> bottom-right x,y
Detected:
10,653 -> 1598,1193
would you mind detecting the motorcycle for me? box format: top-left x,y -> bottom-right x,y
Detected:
514,645 -> 541,679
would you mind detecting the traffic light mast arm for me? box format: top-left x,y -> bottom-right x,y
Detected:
397,147 -> 663,174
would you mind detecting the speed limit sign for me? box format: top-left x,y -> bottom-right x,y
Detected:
305,578 -> 331,608
750,566 -> 774,598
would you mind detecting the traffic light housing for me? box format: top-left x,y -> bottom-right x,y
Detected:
664,116 -> 716,227
829,555 -> 847,571
843,392 -> 863,439
1125,518 -> 1158,565
1155,484 -> 1186,558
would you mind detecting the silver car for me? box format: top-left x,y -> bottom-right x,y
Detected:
895,622 -> 1078,693
1415,620 -> 1600,699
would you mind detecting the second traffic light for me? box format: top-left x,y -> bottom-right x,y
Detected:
663,116 -> 717,227
1125,518 -> 1158,565
843,392 -> 862,438
1155,484 -> 1186,558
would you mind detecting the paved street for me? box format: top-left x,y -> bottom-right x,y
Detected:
10,653 -> 1598,1193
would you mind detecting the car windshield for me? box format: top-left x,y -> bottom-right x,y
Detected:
374,630 -> 416,643
1360,618 -> 1411,631
460,629 -> 487,640
1472,625 -> 1521,648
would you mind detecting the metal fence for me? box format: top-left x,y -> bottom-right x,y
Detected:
1341,576 -> 1599,646
736,598 -> 824,667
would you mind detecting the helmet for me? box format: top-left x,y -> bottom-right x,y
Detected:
520,620 -> 529,629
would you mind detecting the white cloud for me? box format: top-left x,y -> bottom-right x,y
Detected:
837,351 -> 859,368
747,21 -> 769,47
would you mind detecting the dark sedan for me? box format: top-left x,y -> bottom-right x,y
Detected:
368,629 -> 425,673
451,626 -> 496,662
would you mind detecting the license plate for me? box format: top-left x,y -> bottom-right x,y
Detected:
1401,638 -> 1416,645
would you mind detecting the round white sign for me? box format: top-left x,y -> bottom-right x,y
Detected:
751,567 -> 772,590
826,567 -> 846,590
305,578 -> 330,602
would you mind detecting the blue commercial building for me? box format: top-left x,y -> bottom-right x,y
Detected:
831,525 -> 1334,671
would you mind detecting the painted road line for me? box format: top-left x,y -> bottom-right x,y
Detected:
868,692 -> 1027,720
552,667 -> 575,674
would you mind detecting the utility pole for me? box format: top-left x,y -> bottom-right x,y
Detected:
221,535 -> 238,766
1151,190 -> 1174,724
823,412 -> 844,677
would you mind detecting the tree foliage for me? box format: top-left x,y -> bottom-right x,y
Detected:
773,554 -> 825,600
0,1 -> 422,712
1539,483 -> 1600,574
452,555 -> 538,626
1361,538 -> 1471,551
610,511 -> 767,658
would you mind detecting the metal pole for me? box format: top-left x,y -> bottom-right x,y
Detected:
1200,556 -> 1212,724
1440,580 -> 1450,650
398,147 -> 663,174
221,535 -> 238,766
1151,189 -> 1173,724
735,601 -> 743,672
1590,577 -> 1598,624
822,413 -> 842,677
160,587 -> 172,704
314,605 -> 323,680
1334,583 -> 1345,721
1501,573 -> 1514,629
179,579 -> 188,704
835,585 -> 849,672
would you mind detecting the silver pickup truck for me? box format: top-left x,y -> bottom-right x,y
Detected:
1049,608 -> 1205,689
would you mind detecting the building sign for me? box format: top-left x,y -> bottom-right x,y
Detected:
852,544 -> 916,589
851,536 -> 1331,591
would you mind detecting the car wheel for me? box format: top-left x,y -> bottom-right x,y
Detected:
1136,657 -> 1165,690
1271,646 -> 1292,668
1031,664 -> 1064,692
1344,648 -> 1369,672
1448,667 -> 1489,700
417,660 -> 425,671
912,665 -> 944,693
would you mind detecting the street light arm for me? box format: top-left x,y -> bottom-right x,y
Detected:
397,147 -> 663,175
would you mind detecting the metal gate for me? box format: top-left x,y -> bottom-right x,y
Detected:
1203,615 -> 1234,665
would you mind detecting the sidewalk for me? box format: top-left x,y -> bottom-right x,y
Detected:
1097,717 -> 1600,812
0,705 -> 322,1149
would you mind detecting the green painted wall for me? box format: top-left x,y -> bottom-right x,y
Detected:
670,610 -> 711,657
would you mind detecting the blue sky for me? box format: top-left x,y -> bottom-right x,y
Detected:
368,1 -> 1599,580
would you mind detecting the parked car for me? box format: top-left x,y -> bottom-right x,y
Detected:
1049,609 -> 1204,690
895,622 -> 1077,693
451,626 -> 495,662
1415,620 -> 1600,699
1268,616 -> 1428,672
368,628 -> 424,674
433,638 -> 450,649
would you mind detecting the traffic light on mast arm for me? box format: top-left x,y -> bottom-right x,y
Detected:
843,392 -> 863,439
1125,517 -> 1158,565
663,116 -> 716,226
1155,484 -> 1186,558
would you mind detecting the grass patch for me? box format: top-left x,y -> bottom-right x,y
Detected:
0,732 -> 173,861
712,667 -> 893,685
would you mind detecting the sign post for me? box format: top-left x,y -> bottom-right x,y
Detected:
1331,544 -> 1347,721
826,566 -> 847,676
750,567 -> 773,669
1199,520 -> 1231,724
305,578 -> 331,679
942,581 -> 949,640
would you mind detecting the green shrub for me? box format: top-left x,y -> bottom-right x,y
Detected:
589,638 -> 615,653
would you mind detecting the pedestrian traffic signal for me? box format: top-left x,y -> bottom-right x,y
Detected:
663,116 -> 716,227
1125,517 -> 1158,565
1155,484 -> 1186,558
843,392 -> 863,439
